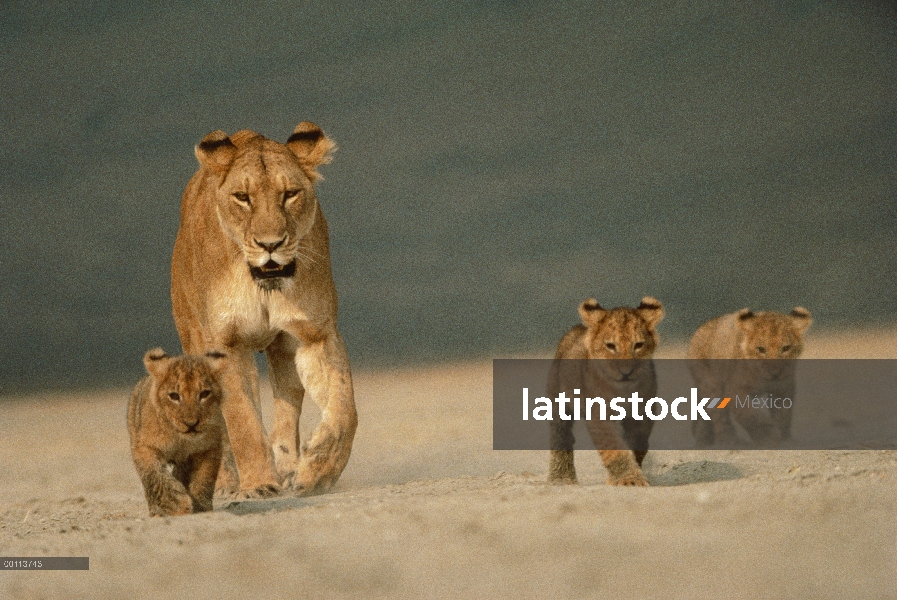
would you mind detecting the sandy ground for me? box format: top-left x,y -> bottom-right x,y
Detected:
1,329 -> 895,598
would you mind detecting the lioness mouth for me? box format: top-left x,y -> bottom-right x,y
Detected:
249,260 -> 297,280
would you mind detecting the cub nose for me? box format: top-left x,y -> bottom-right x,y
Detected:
254,237 -> 286,252
184,417 -> 199,431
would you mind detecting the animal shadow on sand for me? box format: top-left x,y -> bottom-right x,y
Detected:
648,461 -> 743,486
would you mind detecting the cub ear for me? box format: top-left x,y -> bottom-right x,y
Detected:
203,350 -> 229,377
143,348 -> 172,380
736,308 -> 755,331
636,296 -> 665,329
195,130 -> 237,172
578,298 -> 607,328
286,121 -> 336,182
790,307 -> 812,334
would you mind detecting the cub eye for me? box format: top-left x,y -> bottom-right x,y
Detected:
199,389 -> 212,401
283,189 -> 301,203
605,342 -> 617,352
756,346 -> 767,354
232,192 -> 251,206
168,392 -> 181,403
634,342 -> 645,351
781,345 -> 792,353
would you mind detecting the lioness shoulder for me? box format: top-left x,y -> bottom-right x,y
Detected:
128,348 -> 227,516
548,297 -> 664,486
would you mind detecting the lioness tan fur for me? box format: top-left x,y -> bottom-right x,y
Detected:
171,122 -> 357,498
128,348 -> 226,516
548,297 -> 664,486
687,307 -> 812,446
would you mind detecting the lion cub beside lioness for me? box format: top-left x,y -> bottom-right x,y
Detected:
688,307 -> 812,447
548,297 -> 664,487
128,348 -> 227,516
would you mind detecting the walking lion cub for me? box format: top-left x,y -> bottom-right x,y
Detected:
128,348 -> 227,516
548,297 -> 664,486
687,307 -> 812,447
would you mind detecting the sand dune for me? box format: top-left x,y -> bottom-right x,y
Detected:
1,328 -> 894,598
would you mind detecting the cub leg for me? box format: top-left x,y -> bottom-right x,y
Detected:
548,419 -> 577,483
585,420 -> 648,487
132,446 -> 193,516
187,447 -> 223,513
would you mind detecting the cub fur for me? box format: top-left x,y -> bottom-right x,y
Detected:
128,348 -> 227,516
687,307 -> 812,446
171,122 -> 357,498
548,297 -> 664,486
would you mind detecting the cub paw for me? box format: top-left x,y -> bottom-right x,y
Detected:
609,471 -> 650,487
149,489 -> 194,516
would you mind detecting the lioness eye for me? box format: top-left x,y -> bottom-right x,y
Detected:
605,342 -> 617,352
757,346 -> 766,354
283,189 -> 300,202
233,192 -> 251,206
168,392 -> 181,403
199,390 -> 211,401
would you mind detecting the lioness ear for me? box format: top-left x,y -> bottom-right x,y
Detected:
143,348 -> 172,380
286,121 -> 336,182
203,350 -> 228,377
195,130 -> 237,172
637,296 -> 665,329
790,307 -> 812,334
579,298 -> 607,328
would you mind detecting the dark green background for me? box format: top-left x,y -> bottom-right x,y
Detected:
1,1 -> 894,391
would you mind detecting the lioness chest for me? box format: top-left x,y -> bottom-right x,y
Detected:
207,264 -> 312,350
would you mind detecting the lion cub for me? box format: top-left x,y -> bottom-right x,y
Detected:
548,297 -> 664,486
687,307 -> 811,447
128,348 -> 227,516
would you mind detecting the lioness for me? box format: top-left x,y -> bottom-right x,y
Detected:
548,297 -> 664,486
687,307 -> 811,446
171,122 -> 357,498
128,348 -> 226,516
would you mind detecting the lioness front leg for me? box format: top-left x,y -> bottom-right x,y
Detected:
219,351 -> 280,499
266,333 -> 305,485
291,330 -> 357,493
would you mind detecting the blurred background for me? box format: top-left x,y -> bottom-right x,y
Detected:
1,0 -> 894,392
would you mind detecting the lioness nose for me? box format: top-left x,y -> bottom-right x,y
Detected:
254,237 -> 286,252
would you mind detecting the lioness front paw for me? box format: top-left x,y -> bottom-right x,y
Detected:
234,483 -> 281,500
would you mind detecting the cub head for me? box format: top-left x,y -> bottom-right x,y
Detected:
735,307 -> 812,379
143,348 -> 227,435
735,307 -> 812,359
194,122 -> 337,291
579,297 -> 664,382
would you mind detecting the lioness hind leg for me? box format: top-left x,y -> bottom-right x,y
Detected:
266,333 -> 306,485
218,351 -> 280,499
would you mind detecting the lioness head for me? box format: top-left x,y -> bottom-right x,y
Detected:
578,297 -> 664,382
143,348 -> 227,435
735,308 -> 811,378
194,122 -> 336,291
